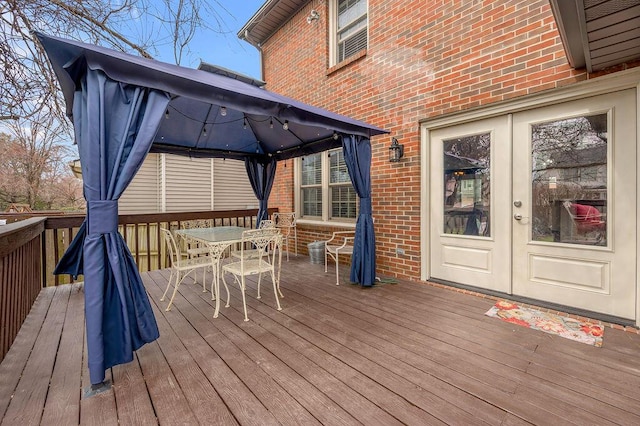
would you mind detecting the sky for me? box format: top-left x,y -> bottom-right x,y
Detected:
151,0 -> 265,80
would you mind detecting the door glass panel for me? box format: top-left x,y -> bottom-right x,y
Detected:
531,114 -> 607,246
443,133 -> 491,236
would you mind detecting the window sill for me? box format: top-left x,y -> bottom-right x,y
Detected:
326,49 -> 367,76
297,219 -> 356,229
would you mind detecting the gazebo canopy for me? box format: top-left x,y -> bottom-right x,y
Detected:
36,32 -> 387,161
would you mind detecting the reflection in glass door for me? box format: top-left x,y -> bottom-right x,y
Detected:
530,114 -> 607,246
443,134 -> 491,236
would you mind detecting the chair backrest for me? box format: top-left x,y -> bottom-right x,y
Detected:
161,228 -> 180,267
273,212 -> 296,228
259,219 -> 275,229
181,219 -> 212,229
241,228 -> 280,261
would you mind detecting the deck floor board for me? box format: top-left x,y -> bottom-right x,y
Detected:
1,255 -> 640,425
41,283 -> 84,426
0,286 -> 55,421
2,284 -> 70,426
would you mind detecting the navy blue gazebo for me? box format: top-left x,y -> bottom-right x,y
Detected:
36,32 -> 387,389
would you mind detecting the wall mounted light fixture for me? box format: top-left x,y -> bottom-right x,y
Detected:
307,9 -> 320,24
389,137 -> 404,162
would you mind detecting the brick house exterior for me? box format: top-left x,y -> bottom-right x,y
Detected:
240,0 -> 640,324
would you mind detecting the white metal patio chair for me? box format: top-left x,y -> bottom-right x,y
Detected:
230,219 -> 275,260
222,228 -> 283,321
325,231 -> 355,285
179,220 -> 213,290
273,212 -> 297,261
160,228 -> 211,311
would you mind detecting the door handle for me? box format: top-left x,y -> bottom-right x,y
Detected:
514,214 -> 523,220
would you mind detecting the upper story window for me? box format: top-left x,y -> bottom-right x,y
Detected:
297,149 -> 357,222
332,0 -> 368,65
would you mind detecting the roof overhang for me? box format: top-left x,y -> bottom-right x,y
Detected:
238,0 -> 307,46
549,0 -> 640,72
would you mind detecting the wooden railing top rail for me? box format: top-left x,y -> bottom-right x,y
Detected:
44,208 -> 278,229
0,217 -> 46,259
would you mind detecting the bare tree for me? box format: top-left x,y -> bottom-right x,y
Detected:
1,0 -> 232,122
0,110 -> 79,209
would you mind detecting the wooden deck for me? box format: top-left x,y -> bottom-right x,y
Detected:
2,255 -> 640,425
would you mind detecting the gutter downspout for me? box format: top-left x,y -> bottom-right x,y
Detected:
240,30 -> 265,84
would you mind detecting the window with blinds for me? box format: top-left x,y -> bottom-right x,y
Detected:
336,0 -> 368,63
299,149 -> 357,221
301,153 -> 323,218
329,150 -> 357,219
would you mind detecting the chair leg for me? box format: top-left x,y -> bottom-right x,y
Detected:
161,268 -> 176,301
335,252 -> 340,286
276,259 -> 284,299
240,276 -> 249,322
166,271 -> 189,311
285,237 -> 290,262
271,270 -> 282,311
257,272 -> 262,299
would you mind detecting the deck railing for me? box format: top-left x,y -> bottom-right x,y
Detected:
0,218 -> 45,362
0,208 -> 276,362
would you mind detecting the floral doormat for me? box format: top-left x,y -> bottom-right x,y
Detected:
485,300 -> 604,347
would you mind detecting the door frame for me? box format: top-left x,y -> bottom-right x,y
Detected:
420,67 -> 640,326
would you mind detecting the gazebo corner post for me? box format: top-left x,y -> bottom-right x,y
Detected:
245,157 -> 277,228
342,135 -> 376,287
52,67 -> 168,389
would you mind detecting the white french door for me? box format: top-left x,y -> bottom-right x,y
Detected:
429,116 -> 511,293
429,90 -> 637,320
512,90 -> 636,319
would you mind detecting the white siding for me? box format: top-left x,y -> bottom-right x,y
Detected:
165,156 -> 212,212
117,153 -> 257,213
212,158 -> 258,209
119,153 -> 160,213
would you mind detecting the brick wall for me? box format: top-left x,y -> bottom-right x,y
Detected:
260,0 -> 636,280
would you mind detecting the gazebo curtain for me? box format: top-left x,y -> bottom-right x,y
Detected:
245,157 -> 277,227
54,68 -> 168,385
342,135 -> 376,286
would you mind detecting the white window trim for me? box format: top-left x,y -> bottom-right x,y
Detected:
294,150 -> 357,227
328,0 -> 369,68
